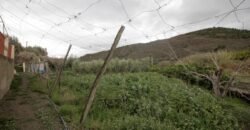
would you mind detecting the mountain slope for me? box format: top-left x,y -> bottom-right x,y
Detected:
80,27 -> 250,62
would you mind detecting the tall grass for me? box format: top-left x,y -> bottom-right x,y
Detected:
178,50 -> 250,67
177,51 -> 233,67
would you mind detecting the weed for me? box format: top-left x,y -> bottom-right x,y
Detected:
221,98 -> 250,129
35,108 -> 54,130
10,75 -> 22,92
29,76 -> 48,94
0,118 -> 17,130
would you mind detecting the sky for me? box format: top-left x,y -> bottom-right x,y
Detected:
0,0 -> 250,57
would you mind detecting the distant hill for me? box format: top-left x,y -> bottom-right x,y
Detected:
80,27 -> 250,62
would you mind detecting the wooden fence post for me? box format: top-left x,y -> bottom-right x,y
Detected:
79,26 -> 125,128
49,44 -> 72,97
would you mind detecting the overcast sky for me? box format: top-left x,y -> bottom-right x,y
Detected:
0,0 -> 250,57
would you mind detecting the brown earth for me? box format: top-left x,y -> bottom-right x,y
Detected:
0,73 -> 62,130
80,27 -> 250,62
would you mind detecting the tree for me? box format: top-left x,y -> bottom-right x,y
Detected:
25,46 -> 47,56
9,36 -> 24,58
191,53 -> 245,97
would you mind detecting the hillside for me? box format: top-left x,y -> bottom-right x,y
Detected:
80,27 -> 250,62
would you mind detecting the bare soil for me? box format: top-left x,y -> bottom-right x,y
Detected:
0,73 -> 62,130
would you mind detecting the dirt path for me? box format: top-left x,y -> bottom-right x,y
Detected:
0,73 -> 62,130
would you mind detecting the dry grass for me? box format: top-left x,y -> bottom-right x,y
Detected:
177,51 -> 232,66
176,51 -> 250,74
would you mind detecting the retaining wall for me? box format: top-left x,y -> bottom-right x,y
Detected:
0,56 -> 14,99
0,33 -> 15,99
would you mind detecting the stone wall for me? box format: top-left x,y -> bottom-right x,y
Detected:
0,55 -> 14,99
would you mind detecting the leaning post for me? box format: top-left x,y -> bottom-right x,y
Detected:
49,44 -> 72,97
79,26 -> 125,128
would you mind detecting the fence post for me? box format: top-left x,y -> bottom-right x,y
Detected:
23,62 -> 26,72
79,26 -> 125,128
49,44 -> 72,97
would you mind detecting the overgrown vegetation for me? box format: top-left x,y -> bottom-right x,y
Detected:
155,50 -> 250,89
222,98 -> 250,129
7,27 -> 250,129
32,72 -> 241,129
27,49 -> 250,129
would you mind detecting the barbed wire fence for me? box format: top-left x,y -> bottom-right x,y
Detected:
0,0 -> 249,57
1,0 -> 249,128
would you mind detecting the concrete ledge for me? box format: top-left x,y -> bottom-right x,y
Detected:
0,55 -> 14,63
